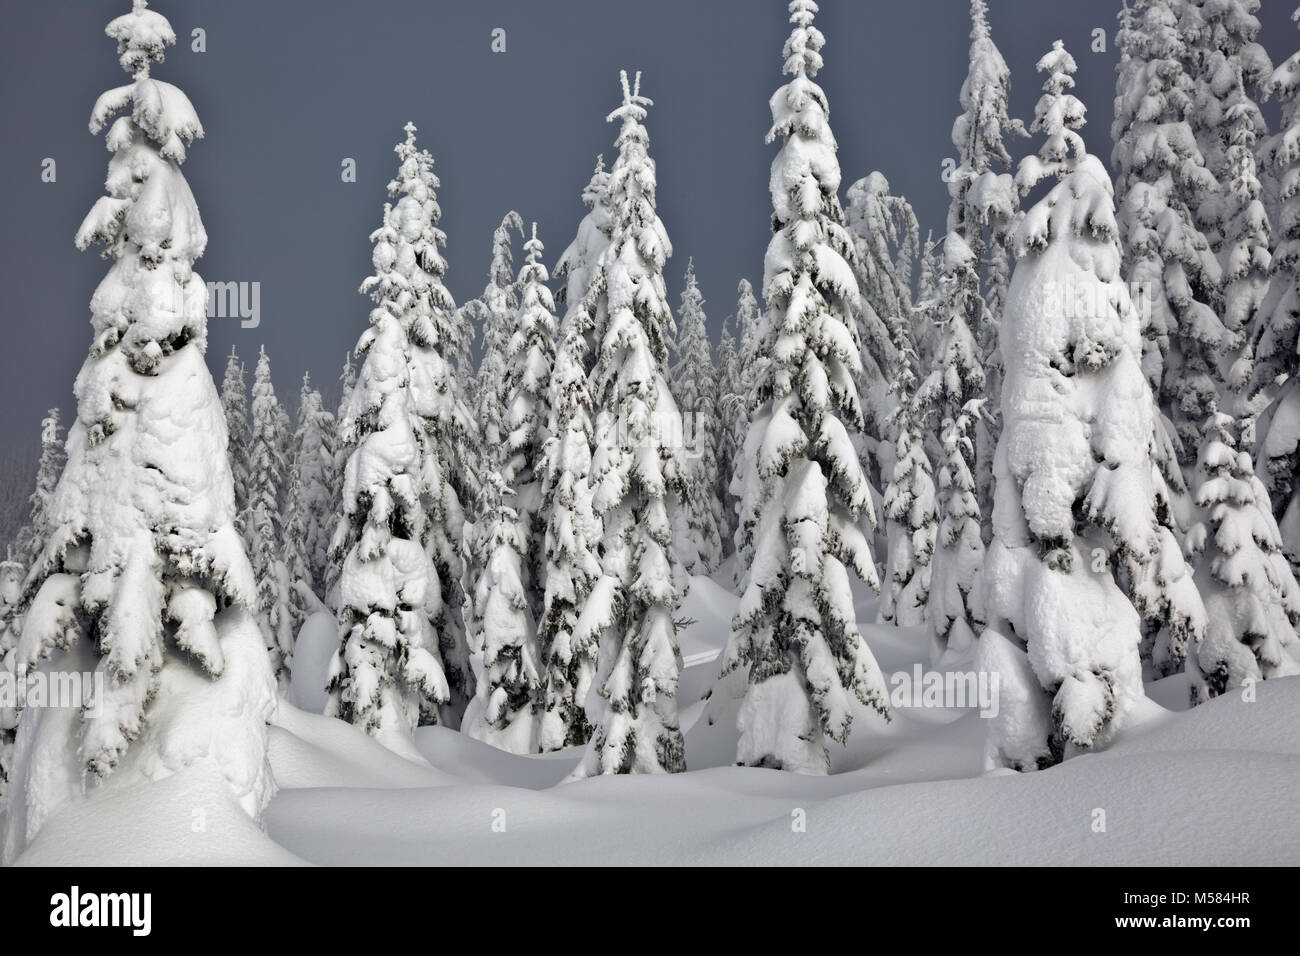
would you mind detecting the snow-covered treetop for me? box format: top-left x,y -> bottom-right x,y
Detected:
952,0 -> 1025,176
361,123 -> 457,353
1016,41 -> 1087,191
600,70 -> 674,363
554,156 -> 611,307
90,1 -> 202,165
782,0 -> 824,79
106,0 -> 174,78
489,213 -> 523,306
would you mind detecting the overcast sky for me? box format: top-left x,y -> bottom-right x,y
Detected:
1,0 -> 1296,466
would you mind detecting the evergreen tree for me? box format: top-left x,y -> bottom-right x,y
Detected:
0,559 -> 22,809
326,123 -> 470,748
3,1 -> 274,860
728,277 -> 765,568
538,160 -> 609,751
982,42 -> 1205,771
722,1 -> 889,774
1254,11 -> 1300,567
948,0 -> 1027,541
918,234 -> 986,661
464,224 -> 555,752
570,71 -> 687,776
466,211 -> 524,456
14,410 -> 66,568
297,375 -> 336,595
880,321 -> 937,628
714,312 -> 742,558
1188,410 -> 1300,691
220,346 -> 251,531
248,347 -> 293,685
323,352 -> 356,611
1113,0 -> 1227,485
844,172 -> 918,445
670,258 -> 723,574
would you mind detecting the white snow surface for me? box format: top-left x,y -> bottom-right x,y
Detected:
7,577 -> 1300,865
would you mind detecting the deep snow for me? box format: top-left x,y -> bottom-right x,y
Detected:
9,575 -> 1300,866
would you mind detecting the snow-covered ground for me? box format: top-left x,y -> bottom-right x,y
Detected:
9,575 -> 1300,866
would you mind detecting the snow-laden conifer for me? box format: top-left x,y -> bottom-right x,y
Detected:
326,123 -> 470,748
570,72 -> 688,776
3,1 -> 274,860
982,42 -> 1205,770
722,1 -> 889,774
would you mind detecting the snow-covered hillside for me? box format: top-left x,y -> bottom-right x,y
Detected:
10,578 -> 1298,866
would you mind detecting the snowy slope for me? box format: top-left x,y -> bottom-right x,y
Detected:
9,574 -> 1300,865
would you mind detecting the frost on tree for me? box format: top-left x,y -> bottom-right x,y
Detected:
538,160 -> 609,752
844,172 -> 918,452
247,347 -> 294,685
948,0 -> 1027,538
727,278 -> 765,570
1187,411 -> 1300,691
880,320 -> 937,629
919,234 -> 986,663
981,42 -> 1204,772
294,374 -> 337,597
327,123 -> 470,750
463,224 -> 555,753
465,211 -> 524,460
0,559 -> 22,808
714,308 -> 742,559
721,0 -> 889,775
1113,0 -> 1227,487
14,409 -> 66,568
570,71 -> 688,777
1256,12 -> 1300,571
220,346 -> 252,533
1,0 -> 275,861
324,351 -> 357,612
670,258 -> 724,575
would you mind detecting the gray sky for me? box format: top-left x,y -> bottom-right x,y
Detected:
1,0 -> 1296,469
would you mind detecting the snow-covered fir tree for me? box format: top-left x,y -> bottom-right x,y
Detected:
728,277 -> 765,569
880,321 -> 937,628
285,374 -> 334,623
1113,0 -> 1227,485
948,0 -> 1027,540
981,41 -> 1205,771
247,347 -> 293,685
299,375 -> 337,595
220,346 -> 252,534
464,470 -> 542,752
714,312 -> 742,558
918,234 -> 986,662
0,559 -> 22,808
466,211 -> 524,456
323,352 -> 356,611
844,172 -> 918,445
1187,410 -> 1300,691
670,258 -> 723,574
2,0 -> 274,861
722,0 -> 889,774
463,223 -> 555,753
327,123 -> 472,749
538,160 -> 609,752
1182,0 -> 1273,425
501,224 -> 555,621
14,410 -> 66,568
570,71 -> 688,777
1254,11 -> 1300,568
